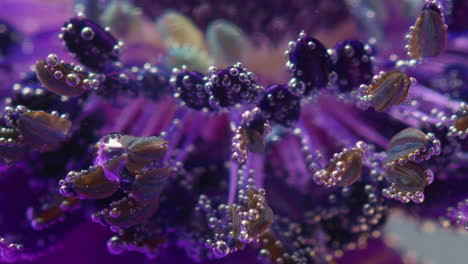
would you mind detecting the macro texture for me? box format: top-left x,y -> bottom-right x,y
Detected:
0,0 -> 467,263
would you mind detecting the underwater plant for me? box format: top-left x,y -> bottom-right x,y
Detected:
0,0 -> 466,263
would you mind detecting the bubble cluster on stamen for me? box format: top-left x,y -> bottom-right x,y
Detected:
406,0 -> 447,59
198,183 -> 273,258
382,128 -> 440,203
448,102 -> 468,139
36,54 -> 100,97
382,162 -> 434,204
384,128 -> 441,168
0,104 -> 72,161
232,107 -> 271,164
360,70 -> 415,111
446,198 -> 468,231
59,134 -> 170,232
313,141 -> 367,188
319,180 -> 388,255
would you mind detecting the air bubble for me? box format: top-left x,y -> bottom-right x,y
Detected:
53,71 -> 63,80
80,26 -> 95,40
45,53 -> 59,67
107,236 -> 125,255
66,73 -> 80,87
110,208 -> 121,218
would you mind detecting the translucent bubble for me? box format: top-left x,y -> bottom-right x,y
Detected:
214,240 -> 230,257
82,79 -> 91,90
107,236 -> 125,255
110,208 -> 121,218
308,41 -> 316,49
344,45 -> 355,57
73,65 -> 84,73
53,71 -> 63,80
80,26 -> 95,40
66,73 -> 80,87
248,208 -> 259,221
45,53 -> 59,67
363,203 -> 375,216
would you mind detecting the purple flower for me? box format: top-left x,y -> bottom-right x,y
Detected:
0,0 -> 467,263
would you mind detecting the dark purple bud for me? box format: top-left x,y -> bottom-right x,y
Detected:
258,84 -> 300,127
170,68 -> 211,110
17,111 -> 72,147
286,33 -> 333,95
334,40 -> 374,91
131,167 -> 170,204
136,64 -> 169,100
321,179 -> 388,250
407,2 -> 447,59
205,63 -> 261,107
61,17 -> 120,70
35,55 -> 98,97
